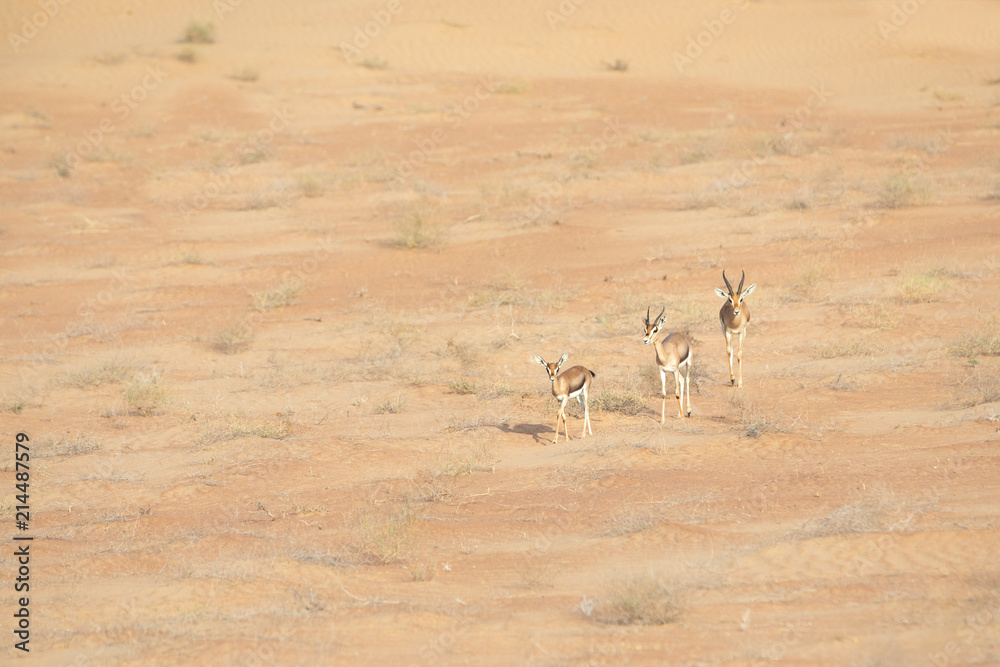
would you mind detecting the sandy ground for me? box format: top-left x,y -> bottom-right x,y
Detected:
2,0 -> 1000,664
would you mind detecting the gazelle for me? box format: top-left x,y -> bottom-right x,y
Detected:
533,353 -> 595,444
642,307 -> 692,422
714,270 -> 756,388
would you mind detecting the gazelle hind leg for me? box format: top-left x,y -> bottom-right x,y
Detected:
674,369 -> 683,418
580,389 -> 592,437
683,358 -> 692,417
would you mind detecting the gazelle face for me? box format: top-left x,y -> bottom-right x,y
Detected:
643,307 -> 666,345
534,353 -> 568,381
715,270 -> 756,315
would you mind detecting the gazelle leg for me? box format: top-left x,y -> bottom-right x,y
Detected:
659,369 -> 667,425
560,397 -> 571,443
725,329 -> 735,386
737,329 -> 747,388
580,390 -> 592,437
552,402 -> 563,444
674,369 -> 683,418
684,359 -> 692,417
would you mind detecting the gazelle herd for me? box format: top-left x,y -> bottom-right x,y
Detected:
535,270 -> 756,443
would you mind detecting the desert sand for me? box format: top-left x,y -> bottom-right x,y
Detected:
2,0 -> 1000,664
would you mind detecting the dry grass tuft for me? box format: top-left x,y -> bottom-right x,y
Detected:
847,299 -> 901,331
728,391 -> 778,438
818,336 -> 884,359
392,210 -> 441,249
950,322 -> 1000,359
180,21 -> 215,44
252,280 -> 302,311
68,358 -> 135,388
353,503 -> 420,565
591,573 -> 682,625
215,322 -> 255,354
802,485 -> 922,537
956,365 -> 1000,407
202,413 -> 291,442
372,393 -> 407,414
124,372 -> 167,416
898,268 -> 949,302
878,171 -> 931,209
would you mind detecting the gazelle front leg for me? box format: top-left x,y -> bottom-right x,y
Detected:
736,329 -> 747,388
725,329 -> 735,386
556,396 -> 571,443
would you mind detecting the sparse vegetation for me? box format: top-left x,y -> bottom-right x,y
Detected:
124,372 -> 167,416
358,57 -> 388,70
372,393 -> 407,414
3,396 -> 26,414
898,268 -> 948,302
252,280 -> 302,311
392,211 -> 441,249
202,413 -> 291,442
848,299 -> 901,331
949,322 -> 1000,358
957,365 -> 1000,407
477,378 -> 516,401
68,358 -> 135,388
35,433 -> 102,459
603,59 -> 629,72
818,336 -> 884,359
592,573 -> 681,625
176,47 -> 198,63
215,322 -> 255,354
297,173 -> 325,197
878,171 -> 931,209
802,485 -> 922,537
353,503 -> 420,565
448,379 -> 477,395
181,21 -> 215,44
230,65 -> 259,82
729,391 -> 778,438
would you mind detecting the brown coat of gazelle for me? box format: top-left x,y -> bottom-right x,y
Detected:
715,270 -> 756,388
533,353 -> 595,444
642,307 -> 692,422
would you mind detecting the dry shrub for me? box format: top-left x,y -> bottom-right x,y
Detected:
728,391 -> 777,438
252,280 -> 302,311
591,573 -> 682,625
353,503 -> 420,565
802,485 -> 922,537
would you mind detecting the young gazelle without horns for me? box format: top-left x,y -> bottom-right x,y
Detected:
533,353 -> 595,444
714,270 -> 756,388
642,307 -> 692,422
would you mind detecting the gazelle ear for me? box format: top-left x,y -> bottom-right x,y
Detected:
533,355 -> 546,366
742,283 -> 756,297
657,316 -> 667,326
715,287 -> 729,299
558,353 -> 569,366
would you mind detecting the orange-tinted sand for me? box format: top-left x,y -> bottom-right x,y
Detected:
2,1 -> 1000,664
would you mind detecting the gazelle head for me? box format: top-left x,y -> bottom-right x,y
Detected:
715,270 -> 756,315
534,353 -> 569,382
643,306 -> 667,345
